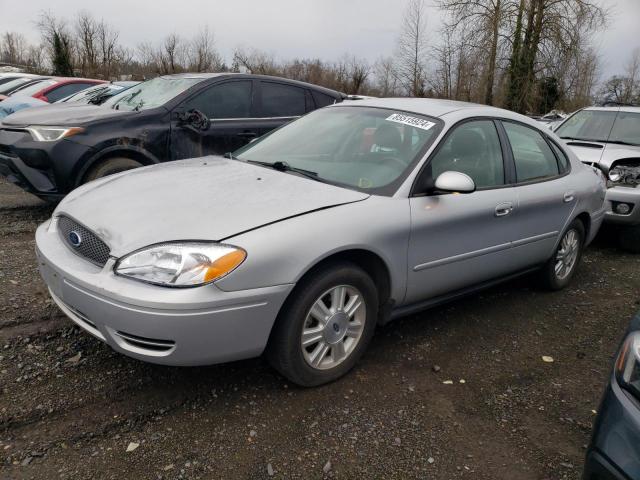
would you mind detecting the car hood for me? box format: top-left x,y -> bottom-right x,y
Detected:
564,141 -> 640,173
57,157 -> 370,257
1,103 -> 134,127
0,96 -> 48,119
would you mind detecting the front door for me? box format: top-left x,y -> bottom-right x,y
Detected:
406,119 -> 517,303
170,79 -> 259,159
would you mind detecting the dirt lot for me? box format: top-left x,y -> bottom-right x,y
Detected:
0,178 -> 639,480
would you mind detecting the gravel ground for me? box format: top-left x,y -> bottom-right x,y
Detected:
1,177 -> 639,480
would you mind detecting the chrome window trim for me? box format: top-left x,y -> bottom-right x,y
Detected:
209,116 -> 300,122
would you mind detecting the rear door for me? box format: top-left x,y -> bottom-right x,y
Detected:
499,120 -> 576,267
170,79 -> 262,159
253,80 -> 310,137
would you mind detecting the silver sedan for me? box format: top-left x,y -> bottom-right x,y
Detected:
36,98 -> 607,386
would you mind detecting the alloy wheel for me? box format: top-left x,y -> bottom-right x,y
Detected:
301,285 -> 366,370
555,229 -> 580,280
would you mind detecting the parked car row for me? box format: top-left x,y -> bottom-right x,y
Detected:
0,73 -> 345,200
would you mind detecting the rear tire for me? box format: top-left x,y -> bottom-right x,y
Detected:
619,225 -> 640,254
266,262 -> 378,387
84,157 -> 143,183
539,219 -> 585,291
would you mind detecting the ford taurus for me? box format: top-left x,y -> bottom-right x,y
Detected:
35,98 -> 607,386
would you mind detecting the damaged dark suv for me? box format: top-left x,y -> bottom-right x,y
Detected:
0,73 -> 345,201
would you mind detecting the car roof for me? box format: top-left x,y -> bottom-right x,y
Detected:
159,72 -> 345,98
333,97 -> 528,120
583,105 -> 640,114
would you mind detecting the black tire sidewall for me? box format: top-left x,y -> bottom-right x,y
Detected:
267,262 -> 378,387
541,220 -> 585,290
85,157 -> 143,182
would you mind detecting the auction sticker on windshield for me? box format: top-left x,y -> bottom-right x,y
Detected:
386,113 -> 435,131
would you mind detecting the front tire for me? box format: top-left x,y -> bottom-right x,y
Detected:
267,262 -> 378,387
619,225 -> 640,254
84,157 -> 143,183
539,219 -> 585,291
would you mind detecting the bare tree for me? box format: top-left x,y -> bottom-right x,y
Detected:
395,0 -> 429,96
0,32 -> 29,65
438,0 -> 509,105
232,47 -> 279,75
188,26 -> 223,72
373,56 -> 400,96
75,11 -> 99,76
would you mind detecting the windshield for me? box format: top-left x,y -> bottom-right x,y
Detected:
103,77 -> 203,111
0,77 -> 40,95
234,106 -> 442,195
557,110 -> 640,145
58,84 -> 109,103
11,79 -> 57,97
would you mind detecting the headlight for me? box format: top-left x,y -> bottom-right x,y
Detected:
115,243 -> 246,287
609,167 -> 623,183
26,126 -> 84,142
615,332 -> 640,400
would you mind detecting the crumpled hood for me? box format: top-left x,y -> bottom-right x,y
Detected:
57,157 -> 369,257
2,103 -> 135,127
565,141 -> 640,173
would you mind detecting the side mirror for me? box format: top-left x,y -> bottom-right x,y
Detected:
434,171 -> 475,193
176,109 -> 210,131
41,96 -> 49,103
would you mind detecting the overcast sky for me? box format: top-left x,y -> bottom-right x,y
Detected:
0,0 -> 638,78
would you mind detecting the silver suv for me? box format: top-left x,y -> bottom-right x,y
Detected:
556,106 -> 640,252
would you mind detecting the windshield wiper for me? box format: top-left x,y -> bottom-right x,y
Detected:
606,139 -> 640,147
243,159 -> 323,182
560,136 -> 606,142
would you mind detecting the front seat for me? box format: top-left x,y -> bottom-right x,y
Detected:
446,129 -> 488,187
372,124 -> 403,153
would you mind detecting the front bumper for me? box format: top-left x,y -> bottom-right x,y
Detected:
584,378 -> 640,480
604,186 -> 640,226
35,221 -> 294,366
0,128 -> 92,199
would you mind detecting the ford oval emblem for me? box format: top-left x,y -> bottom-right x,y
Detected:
68,231 -> 82,247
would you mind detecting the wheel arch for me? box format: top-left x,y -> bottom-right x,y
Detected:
76,145 -> 160,186
575,211 -> 591,241
276,248 -> 394,327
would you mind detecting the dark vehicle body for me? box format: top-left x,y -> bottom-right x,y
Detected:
0,73 -> 345,201
584,312 -> 640,480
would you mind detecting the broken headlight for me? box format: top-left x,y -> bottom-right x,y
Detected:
608,163 -> 640,186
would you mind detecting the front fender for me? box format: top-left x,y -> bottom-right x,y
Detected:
215,196 -> 411,304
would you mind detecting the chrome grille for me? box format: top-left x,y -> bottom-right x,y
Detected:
57,215 -> 111,266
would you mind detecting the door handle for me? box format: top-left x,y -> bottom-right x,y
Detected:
563,191 -> 575,203
237,131 -> 257,138
495,202 -> 513,217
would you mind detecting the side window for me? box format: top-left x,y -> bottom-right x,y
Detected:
183,81 -> 252,119
503,122 -> 559,182
311,90 -> 337,108
549,141 -> 570,174
47,83 -> 93,102
260,82 -> 305,117
430,120 -> 505,189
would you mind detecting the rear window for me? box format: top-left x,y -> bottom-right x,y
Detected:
312,90 -> 338,108
260,82 -> 306,117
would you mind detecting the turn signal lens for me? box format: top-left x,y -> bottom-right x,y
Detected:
203,249 -> 247,282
